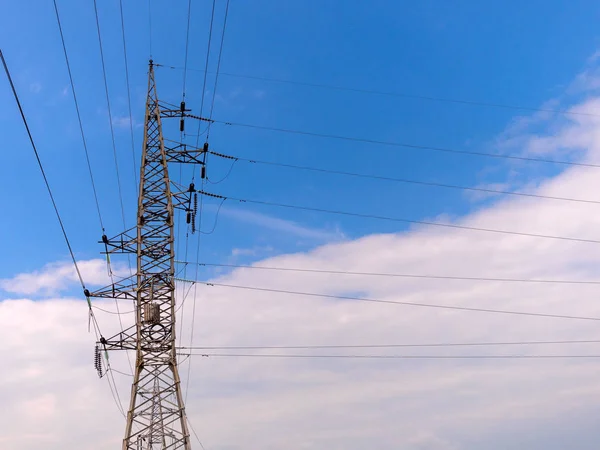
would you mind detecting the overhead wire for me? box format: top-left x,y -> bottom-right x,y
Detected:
178,279 -> 600,322
52,0 -> 106,232
178,261 -> 600,285
193,0 -> 217,147
205,0 -> 230,140
181,0 -> 218,401
177,353 -> 600,360
92,0 -> 134,278
1,48 -> 89,312
184,0 -> 230,403
205,119 -> 600,169
182,0 -> 193,101
93,0 -> 136,377
158,64 -> 600,119
2,49 -> 126,415
208,150 -> 600,206
148,0 -> 153,58
177,338 -> 600,351
186,415 -> 208,450
198,191 -> 600,245
118,0 -> 138,192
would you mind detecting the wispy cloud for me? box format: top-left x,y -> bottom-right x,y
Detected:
231,246 -> 275,257
112,115 -> 139,129
29,82 -> 41,94
221,207 -> 345,241
0,259 -> 127,296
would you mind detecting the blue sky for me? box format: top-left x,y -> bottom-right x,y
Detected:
1,0 -> 600,281
7,2 -> 600,448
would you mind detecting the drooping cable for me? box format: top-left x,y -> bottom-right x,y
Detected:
178,279 -> 600,322
177,338 -> 600,351
177,352 -> 600,360
204,0 -> 230,141
193,0 -> 217,148
52,0 -> 105,232
208,151 -> 600,206
186,414 -> 208,450
148,0 -> 153,58
179,261 -> 600,285
92,0 -> 134,280
1,48 -> 89,303
159,64 -> 600,119
198,191 -> 600,245
1,55 -> 126,415
119,0 -> 138,192
207,120 -> 600,169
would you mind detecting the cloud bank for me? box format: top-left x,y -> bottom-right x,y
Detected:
5,57 -> 600,450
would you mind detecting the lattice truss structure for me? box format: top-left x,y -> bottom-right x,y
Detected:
91,61 -> 205,450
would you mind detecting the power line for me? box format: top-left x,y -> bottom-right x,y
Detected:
206,120 -> 600,169
160,64 -> 600,119
93,0 -> 134,284
180,353 -> 600,360
178,261 -> 600,285
52,0 -> 106,232
198,191 -> 600,245
186,415 -> 208,450
179,279 -> 600,322
1,49 -> 109,351
5,43 -> 128,405
92,0 -> 130,231
182,0 -> 218,404
205,0 -> 230,141
209,150 -> 600,206
193,0 -> 216,147
184,0 -> 231,404
182,0 -> 193,100
148,0 -> 153,58
1,49 -> 88,292
118,0 -> 138,192
177,338 -> 600,351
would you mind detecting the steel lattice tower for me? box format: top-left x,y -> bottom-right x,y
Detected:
91,60 -> 205,450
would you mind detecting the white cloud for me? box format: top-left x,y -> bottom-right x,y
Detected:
231,245 -> 275,257
112,115 -> 137,129
29,82 -> 42,94
0,259 -> 128,296
6,53 -> 600,450
221,206 -> 346,241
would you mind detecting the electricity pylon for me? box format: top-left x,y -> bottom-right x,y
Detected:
90,60 -> 205,450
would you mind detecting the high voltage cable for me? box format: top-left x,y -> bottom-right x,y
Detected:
0,50 -> 113,382
198,191 -> 600,245
177,339 -> 600,350
52,0 -> 105,232
159,64 -> 600,119
178,261 -> 600,285
1,49 -> 89,294
148,0 -> 153,58
193,0 -> 216,147
182,0 -> 193,100
119,0 -> 138,191
205,0 -> 230,141
186,415 -> 209,450
206,120 -> 600,169
177,352 -> 600,360
92,0 -> 135,374
92,0 -> 130,231
93,0 -> 134,283
178,279 -> 600,322
185,0 -> 231,405
4,43 -> 130,405
183,0 -> 219,402
209,151 -> 600,206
